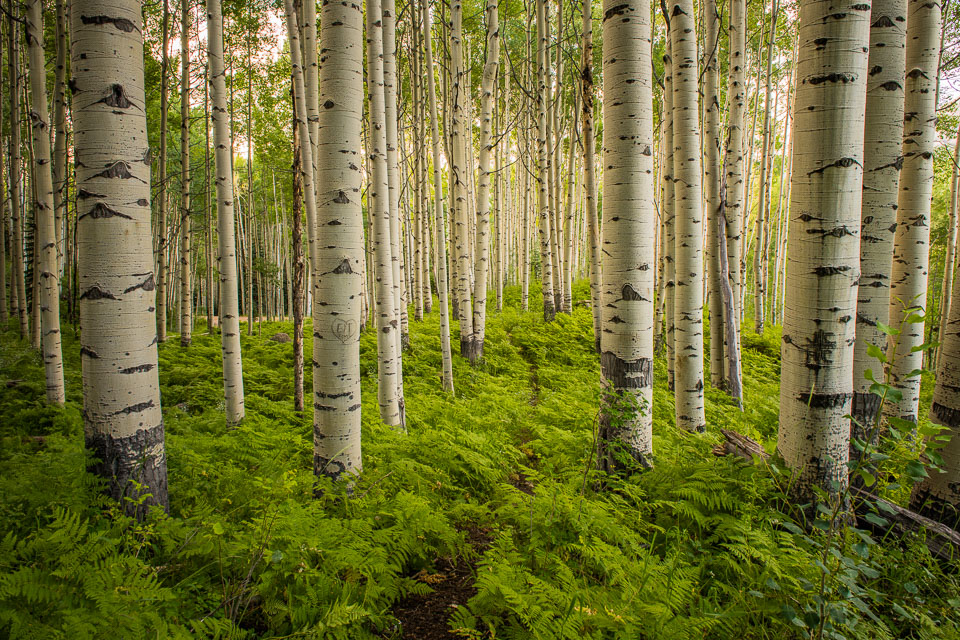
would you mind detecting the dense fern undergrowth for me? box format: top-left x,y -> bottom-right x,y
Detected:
1,280 -> 958,639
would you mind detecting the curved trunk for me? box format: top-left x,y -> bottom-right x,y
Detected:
26,0 -> 65,404
886,0 -> 940,423
73,0 -> 169,516
179,0 -> 192,346
670,0 -> 706,433
470,0 -> 499,362
367,0 -> 404,427
777,0 -> 869,501
599,0 -> 655,470
850,0 -> 906,439
208,0 -> 245,424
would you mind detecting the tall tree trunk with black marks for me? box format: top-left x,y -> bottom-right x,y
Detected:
469,0 -> 499,362
26,0 -> 65,404
886,0 -> 940,424
291,90 -> 305,412
754,0 -> 778,335
367,0 -> 404,427
938,123 -> 960,369
704,0 -> 724,390
157,0 -> 170,343
422,0 -> 454,393
598,0 -> 655,472
310,0 -> 365,479
208,0 -> 245,424
73,0 -> 169,516
724,0 -> 745,340
180,0 -> 192,347
670,0 -> 706,433
851,0 -> 906,439
10,10 -> 27,338
52,0 -> 67,276
662,34 -> 676,389
777,0 -> 869,502
245,41 -> 255,335
204,60 -> 215,334
582,0 -> 601,353
536,0 -> 556,322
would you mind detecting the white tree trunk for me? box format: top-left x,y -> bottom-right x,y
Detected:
73,0 -> 169,516
26,0 -> 65,404
599,0 -> 655,470
536,0 -> 556,321
469,0 -> 499,362
208,0 -> 245,424
179,0 -> 192,347
850,0 -> 906,435
723,0 -> 746,335
367,0 -> 404,427
670,0 -> 706,432
777,0 -> 869,501
886,0 -> 941,423
581,0 -> 601,353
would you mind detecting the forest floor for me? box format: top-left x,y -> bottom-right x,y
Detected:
1,281 -> 958,640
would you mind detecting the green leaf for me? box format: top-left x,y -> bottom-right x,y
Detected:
891,602 -> 912,620
858,469 -> 875,487
903,581 -> 918,594
863,512 -> 888,527
212,522 -> 225,536
866,344 -> 887,364
876,321 -> 897,337
905,460 -> 928,481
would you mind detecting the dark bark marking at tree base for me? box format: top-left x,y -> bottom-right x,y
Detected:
85,423 -> 168,519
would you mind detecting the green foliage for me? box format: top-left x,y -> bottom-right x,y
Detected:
1,283 -> 959,638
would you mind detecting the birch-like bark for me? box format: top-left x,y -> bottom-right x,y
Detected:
778,0 -> 869,501
367,0 -> 404,427
52,0 -> 67,275
886,0 -> 940,423
581,0 -> 601,352
204,60 -> 215,334
599,0 -> 655,471
723,0 -> 745,333
292,98 -> 305,412
670,0 -> 706,432
26,0 -> 65,404
939,123 -> 960,368
157,0 -> 170,342
179,0 -> 192,346
703,0 -> 723,389
73,0 -> 168,516
311,0 -> 364,478
536,0 -> 556,321
469,0 -> 499,362
208,0 -> 245,424
753,0 -> 778,334
850,0 -> 906,434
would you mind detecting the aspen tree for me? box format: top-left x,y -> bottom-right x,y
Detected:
208,0 -> 245,424
52,0 -> 67,275
938,123 -> 960,367
368,0 -> 404,427
724,0 -> 745,327
703,0 -> 723,389
851,0 -> 906,433
581,0 -> 601,352
0,41 -> 6,326
25,0 -> 64,404
670,0 -> 706,433
9,11 -> 27,338
778,0 -> 869,501
157,0 -> 170,342
180,0 -> 192,347
469,0 -> 499,362
292,94 -> 305,412
309,0 -> 365,478
73,0 -> 169,515
599,0 -> 655,471
662,36 -> 676,389
203,59 -> 215,334
753,0 -> 778,334
536,0 -> 556,321
886,0 -> 941,423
